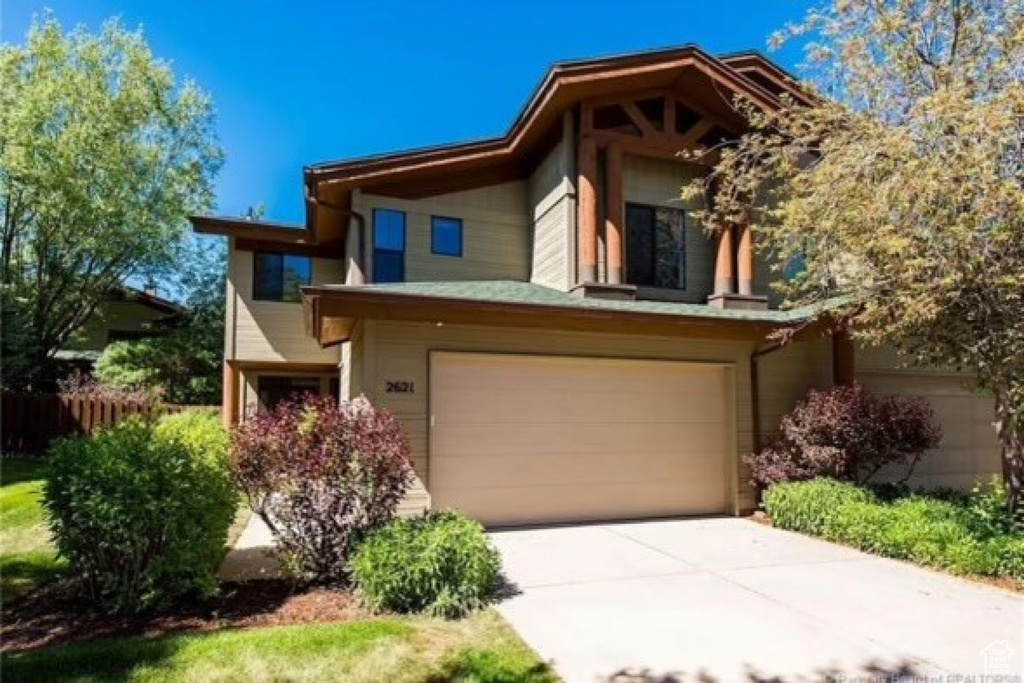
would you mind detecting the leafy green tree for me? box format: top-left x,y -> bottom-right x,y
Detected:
684,0 -> 1023,513
0,16 -> 222,389
95,236 -> 226,404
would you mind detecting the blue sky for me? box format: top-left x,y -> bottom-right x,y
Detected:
1,1 -> 815,224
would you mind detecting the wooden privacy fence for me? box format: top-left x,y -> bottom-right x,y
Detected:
1,393 -> 212,454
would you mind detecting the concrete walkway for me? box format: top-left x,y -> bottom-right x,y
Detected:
219,513 -> 280,582
490,517 -> 1024,683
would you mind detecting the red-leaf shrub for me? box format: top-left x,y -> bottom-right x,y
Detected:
747,384 -> 941,488
231,394 -> 412,584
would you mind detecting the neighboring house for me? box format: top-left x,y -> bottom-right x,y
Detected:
192,46 -> 1000,526
57,286 -> 184,369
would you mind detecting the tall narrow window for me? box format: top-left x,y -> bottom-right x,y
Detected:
253,252 -> 312,302
373,209 -> 406,283
625,203 -> 686,289
431,216 -> 463,257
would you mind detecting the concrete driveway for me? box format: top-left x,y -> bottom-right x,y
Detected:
490,518 -> 1023,682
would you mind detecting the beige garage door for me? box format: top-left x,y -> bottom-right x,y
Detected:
429,352 -> 731,526
859,372 -> 1000,490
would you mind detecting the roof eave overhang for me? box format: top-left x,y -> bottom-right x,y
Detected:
301,46 -> 793,191
301,286 -> 809,348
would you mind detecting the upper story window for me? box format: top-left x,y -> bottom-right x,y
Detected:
373,209 -> 406,283
253,251 -> 312,302
431,216 -> 463,257
625,203 -> 686,289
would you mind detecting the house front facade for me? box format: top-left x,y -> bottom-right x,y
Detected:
193,46 -> 1000,526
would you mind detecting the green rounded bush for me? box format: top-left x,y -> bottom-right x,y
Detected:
44,411 -> 236,613
351,511 -> 501,618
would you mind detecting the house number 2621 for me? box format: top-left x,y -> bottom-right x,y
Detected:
385,381 -> 415,394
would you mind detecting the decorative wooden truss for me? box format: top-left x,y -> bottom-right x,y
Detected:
576,91 -> 757,304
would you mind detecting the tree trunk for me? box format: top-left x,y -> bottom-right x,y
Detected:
994,387 -> 1023,517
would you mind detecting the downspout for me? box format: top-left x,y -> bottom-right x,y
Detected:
750,339 -> 786,506
306,182 -> 368,285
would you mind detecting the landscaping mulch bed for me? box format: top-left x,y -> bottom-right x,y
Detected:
2,580 -> 366,653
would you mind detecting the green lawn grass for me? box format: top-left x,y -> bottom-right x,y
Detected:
2,609 -> 556,683
0,458 -> 66,604
1,457 -> 554,681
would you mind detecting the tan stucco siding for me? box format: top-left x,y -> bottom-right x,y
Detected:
355,183 -> 531,283
67,300 -> 171,352
622,156 -> 715,302
755,335 -> 834,445
230,249 -> 342,363
856,345 -> 999,490
355,320 -> 759,513
529,138 -> 574,291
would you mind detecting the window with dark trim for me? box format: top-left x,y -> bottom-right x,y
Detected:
431,216 -> 463,257
625,203 -> 686,289
253,252 -> 312,302
372,209 -> 406,283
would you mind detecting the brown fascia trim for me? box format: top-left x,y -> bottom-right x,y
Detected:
302,45 -> 795,188
301,286 -> 800,347
227,359 -> 339,373
720,52 -> 818,107
190,215 -> 315,243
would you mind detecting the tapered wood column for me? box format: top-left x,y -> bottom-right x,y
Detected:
222,361 -> 239,428
577,137 -> 599,283
604,143 -> 624,284
737,219 -> 753,296
713,225 -> 735,295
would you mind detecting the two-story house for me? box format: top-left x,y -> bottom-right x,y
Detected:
193,46 -> 1000,526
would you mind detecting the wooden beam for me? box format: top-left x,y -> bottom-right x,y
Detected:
231,360 -> 339,373
578,136 -> 599,282
678,118 -> 718,149
620,100 -> 659,139
587,131 -> 719,166
605,143 -> 624,284
222,361 -> 239,428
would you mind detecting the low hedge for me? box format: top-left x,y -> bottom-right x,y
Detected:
350,511 -> 501,618
762,478 -> 876,536
764,478 -> 1023,581
44,411 -> 236,613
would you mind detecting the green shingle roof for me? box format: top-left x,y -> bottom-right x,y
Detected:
318,280 -> 830,324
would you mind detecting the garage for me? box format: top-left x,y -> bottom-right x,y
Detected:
858,371 -> 1000,490
428,352 -> 732,526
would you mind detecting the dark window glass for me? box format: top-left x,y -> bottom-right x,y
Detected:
373,209 -> 406,283
431,216 -> 463,257
254,252 -> 312,302
625,203 -> 686,289
256,375 -> 322,410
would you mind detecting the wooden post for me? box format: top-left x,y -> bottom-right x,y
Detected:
577,136 -> 599,283
833,328 -> 856,386
713,225 -> 735,295
604,142 -> 624,285
737,219 -> 753,296
222,361 -> 239,428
